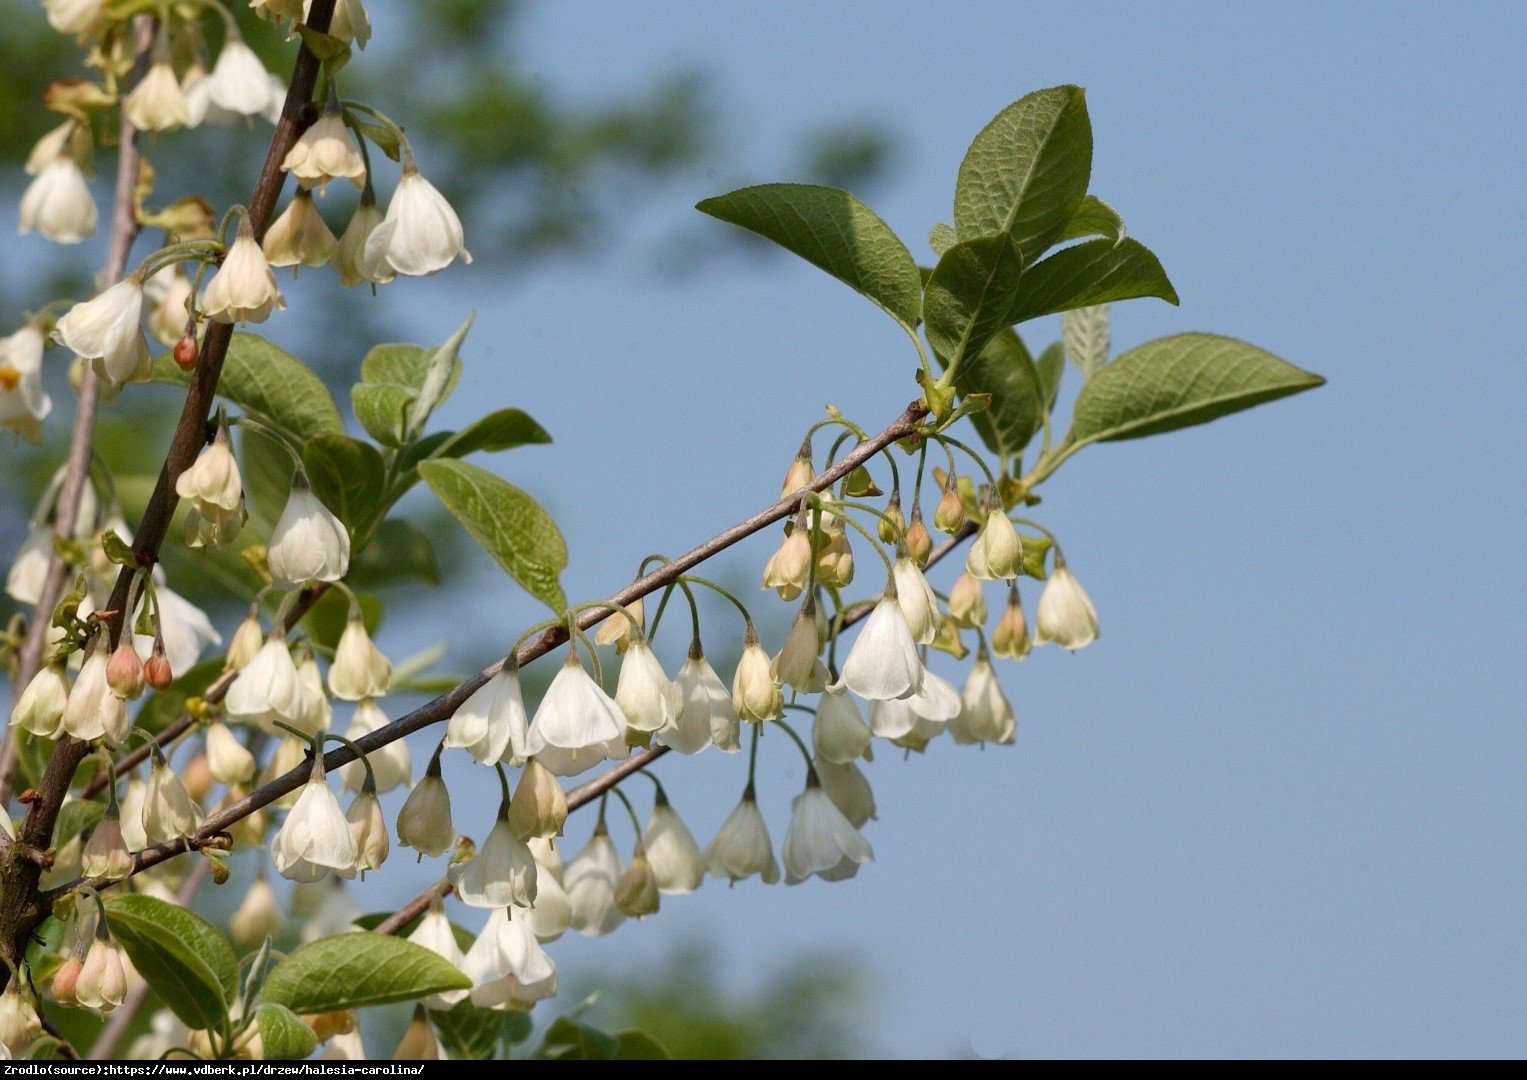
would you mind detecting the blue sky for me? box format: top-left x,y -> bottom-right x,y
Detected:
10,0 -> 1526,1059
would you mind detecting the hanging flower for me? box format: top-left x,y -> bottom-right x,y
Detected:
125,61 -> 190,132
772,600 -> 821,691
18,156 -> 97,244
224,606 -> 264,672
144,753 -> 201,843
965,506 -> 1022,580
81,803 -> 132,881
346,787 -> 389,875
0,982 -> 42,1056
781,776 -> 873,884
892,556 -> 940,645
991,586 -> 1031,660
644,791 -> 703,894
461,907 -> 558,1010
9,662 -> 69,739
812,683 -> 872,764
52,279 -> 148,388
443,664 -> 529,766
508,759 -> 566,841
614,844 -> 660,917
333,192 -> 384,288
273,755 -> 357,882
262,189 -> 338,273
702,788 -> 779,884
323,0 -> 374,49
229,877 -> 283,948
5,523 -> 52,605
266,473 -> 350,586
1034,559 -> 1100,650
202,220 -> 284,324
814,515 -> 855,589
658,643 -> 733,754
225,636 -> 310,732
450,815 -> 538,909
949,650 -> 1016,746
281,106 -> 365,193
524,652 -> 628,777
339,698 -> 410,793
407,902 -> 468,1010
761,527 -> 811,600
74,938 -> 127,1011
564,823 -> 625,937
60,646 -> 110,742
731,628 -> 782,722
947,571 -> 987,628
613,638 -> 678,739
840,594 -> 923,702
396,756 -> 453,857
0,325 -> 52,443
205,37 -> 273,117
361,159 -> 471,280
328,613 -> 391,701
814,758 -> 876,829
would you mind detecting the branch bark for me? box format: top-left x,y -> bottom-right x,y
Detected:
0,0 -> 338,979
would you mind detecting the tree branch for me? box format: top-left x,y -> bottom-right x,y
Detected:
62,400 -> 929,894
0,0 -> 339,977
0,15 -> 157,805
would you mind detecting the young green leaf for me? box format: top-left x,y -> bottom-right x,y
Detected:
352,383 -> 417,448
1007,238 -> 1178,325
928,222 -> 957,256
1062,304 -> 1110,377
431,1001 -> 507,1060
923,235 -> 1024,369
347,519 -> 441,589
419,459 -> 568,612
948,328 -> 1046,459
302,434 -> 386,535
431,408 -> 552,462
954,86 -> 1093,265
103,895 -> 238,1033
152,334 -> 343,442
255,1002 -> 319,1060
1035,340 -> 1066,414
1058,194 -> 1126,246
260,933 -> 471,1014
408,314 -> 474,440
696,183 -> 923,334
1072,333 -> 1325,444
537,1016 -> 622,1060
238,426 -> 295,528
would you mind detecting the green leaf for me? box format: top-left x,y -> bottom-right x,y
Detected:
1061,304 -> 1110,377
99,530 -> 134,566
152,334 -> 343,441
431,409 -> 552,462
302,434 -> 385,535
1035,340 -> 1065,414
239,426 -> 294,529
928,222 -> 956,256
614,1030 -> 672,1060
361,343 -> 464,402
345,111 -> 400,161
431,1001 -> 505,1060
696,183 -> 923,333
503,1011 -> 534,1045
104,895 -> 238,1032
419,460 -> 568,612
352,383 -> 417,448
261,933 -> 470,1014
256,1002 -> 318,1060
923,236 -> 1024,369
408,315 -> 474,440
954,86 -> 1093,265
1019,532 -> 1053,580
1072,333 -> 1325,444
1006,238 -> 1178,325
347,518 -> 440,589
1058,194 -> 1126,245
53,798 -> 104,849
537,1016 -> 621,1060
951,329 -> 1045,458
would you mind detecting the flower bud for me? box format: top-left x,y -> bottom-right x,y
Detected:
9,662 -> 69,739
991,586 -> 1031,660
263,189 -> 338,273
877,493 -> 904,544
1034,559 -> 1100,651
779,448 -> 814,499
614,846 -> 660,917
143,641 -> 173,690
965,504 -> 1022,581
393,1004 -> 441,1061
397,758 -> 453,858
761,526 -> 812,601
329,614 -> 392,701
815,515 -> 856,590
334,193 -> 385,288
225,606 -> 264,671
947,572 -> 987,628
731,628 -> 781,722
82,803 -> 132,881
933,486 -> 965,533
106,643 -> 145,700
52,956 -> 83,1008
347,788 -> 390,875
172,336 -> 198,370
509,758 -> 567,840
229,877 -> 282,948
772,600 -> 821,691
593,596 -> 644,653
904,510 -> 933,567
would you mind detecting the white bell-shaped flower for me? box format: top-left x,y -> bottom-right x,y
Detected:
892,556 -> 940,645
950,651 -> 1016,746
508,759 -> 566,840
781,778 -> 873,885
0,984 -> 41,1056
965,507 -> 1023,580
462,907 -> 557,1010
524,652 -> 627,777
947,571 -> 987,628
205,721 -> 255,785
9,662 -> 69,739
52,280 -> 147,388
613,638 -> 678,736
294,650 -> 332,735
225,636 -> 309,731
814,758 -> 876,829
18,156 -> 97,244
564,824 -> 625,936
201,222 -> 284,324
867,696 -> 917,740
125,61 -> 190,132
281,107 -> 365,193
319,0 -> 373,48
229,877 -> 283,949
346,788 -> 389,874
5,523 -> 52,605
812,683 -> 871,763
81,804 -> 132,881
1,325 -> 52,443
731,630 -> 781,722
339,698 -> 410,793
267,473 -> 350,586
262,189 -> 338,273
397,757 -> 453,857
906,669 -> 961,722
174,426 -> 243,517
526,837 -> 573,942
75,938 -> 127,1011
362,163 -> 471,280
451,814 -> 537,909
658,644 -> 732,754
445,664 -> 529,766
1034,562 -> 1100,650
60,646 -> 110,742
328,613 -> 391,701
772,601 -> 821,691
25,121 -> 75,176
144,754 -> 201,843
273,755 -> 357,882
702,788 -> 779,884
840,594 -> 923,702
206,38 -> 273,117
644,792 -> 703,894
760,527 -> 811,600
407,902 -> 468,1009
334,194 -> 384,287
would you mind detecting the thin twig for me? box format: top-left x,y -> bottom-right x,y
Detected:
0,15 -> 157,804
372,879 -> 452,937
67,400 -> 928,894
